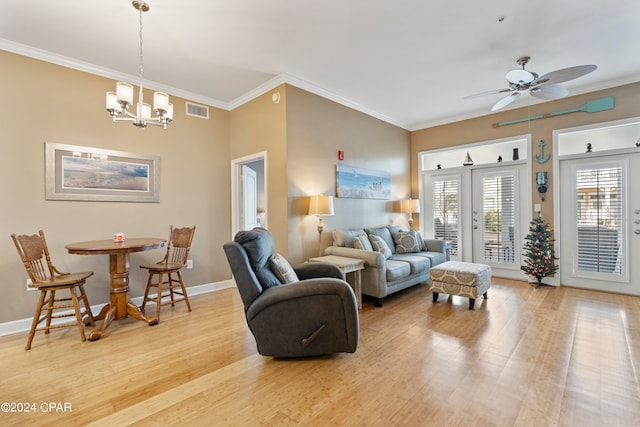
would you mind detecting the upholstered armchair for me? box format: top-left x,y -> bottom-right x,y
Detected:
223,227 -> 359,357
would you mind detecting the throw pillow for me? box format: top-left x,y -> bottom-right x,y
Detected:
414,230 -> 428,251
353,235 -> 373,251
332,229 -> 366,248
364,226 -> 396,254
369,234 -> 392,259
271,253 -> 300,284
393,231 -> 421,253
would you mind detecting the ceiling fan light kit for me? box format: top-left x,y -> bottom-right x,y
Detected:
465,56 -> 598,111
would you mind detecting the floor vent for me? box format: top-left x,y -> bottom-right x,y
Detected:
185,102 -> 209,119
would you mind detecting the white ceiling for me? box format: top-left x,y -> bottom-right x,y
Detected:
1,0 -> 639,130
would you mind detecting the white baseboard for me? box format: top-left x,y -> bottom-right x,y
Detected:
0,280 -> 236,337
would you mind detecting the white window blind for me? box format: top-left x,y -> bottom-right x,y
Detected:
575,166 -> 623,274
432,177 -> 459,256
482,173 -> 515,263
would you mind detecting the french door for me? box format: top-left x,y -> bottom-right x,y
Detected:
559,153 -> 640,295
471,165 -> 527,272
424,164 -> 528,279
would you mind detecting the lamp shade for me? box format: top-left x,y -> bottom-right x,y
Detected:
308,195 -> 334,216
399,198 -> 420,214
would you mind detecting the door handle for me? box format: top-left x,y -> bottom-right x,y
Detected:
635,229 -> 640,235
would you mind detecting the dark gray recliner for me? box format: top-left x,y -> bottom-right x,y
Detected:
223,227 -> 359,357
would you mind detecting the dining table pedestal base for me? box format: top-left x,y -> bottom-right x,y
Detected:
88,300 -> 158,341
65,238 -> 166,342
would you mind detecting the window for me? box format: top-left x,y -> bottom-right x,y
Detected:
432,177 -> 459,257
575,166 -> 623,274
481,172 -> 516,263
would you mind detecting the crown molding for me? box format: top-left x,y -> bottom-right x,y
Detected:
0,39 -> 229,110
2,38 -> 410,129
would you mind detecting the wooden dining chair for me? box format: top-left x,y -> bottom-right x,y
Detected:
11,230 -> 95,350
140,225 -> 195,322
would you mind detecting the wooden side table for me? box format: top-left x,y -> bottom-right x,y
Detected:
309,255 -> 365,309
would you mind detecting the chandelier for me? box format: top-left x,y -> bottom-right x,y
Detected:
105,1 -> 173,129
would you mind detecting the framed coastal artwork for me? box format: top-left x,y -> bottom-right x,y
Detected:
335,164 -> 391,199
45,142 -> 160,202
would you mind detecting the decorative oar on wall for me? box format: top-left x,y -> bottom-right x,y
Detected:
492,96 -> 614,128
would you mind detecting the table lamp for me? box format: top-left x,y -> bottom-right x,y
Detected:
308,195 -> 334,255
399,198 -> 420,230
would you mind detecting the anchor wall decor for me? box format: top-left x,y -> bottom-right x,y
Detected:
535,139 -> 550,164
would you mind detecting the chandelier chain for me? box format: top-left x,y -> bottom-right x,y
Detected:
138,5 -> 144,99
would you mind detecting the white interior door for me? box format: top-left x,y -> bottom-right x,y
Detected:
242,165 -> 259,231
560,153 -> 640,295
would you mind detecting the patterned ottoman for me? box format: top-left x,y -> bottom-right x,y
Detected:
429,261 -> 491,310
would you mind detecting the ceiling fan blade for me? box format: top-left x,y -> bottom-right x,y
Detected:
537,64 -> 597,86
530,84 -> 569,100
491,92 -> 520,111
464,88 -> 512,100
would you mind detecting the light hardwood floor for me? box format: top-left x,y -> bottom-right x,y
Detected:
1,278 -> 639,426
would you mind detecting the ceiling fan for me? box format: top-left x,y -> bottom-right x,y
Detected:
465,56 -> 597,111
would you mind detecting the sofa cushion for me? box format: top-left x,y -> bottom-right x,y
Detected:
389,254 -> 431,274
353,235 -> 373,251
392,230 -> 421,253
234,227 -> 282,288
369,234 -> 392,259
332,229 -> 366,248
271,253 -> 299,284
364,226 -> 396,254
385,259 -> 411,282
411,251 -> 447,267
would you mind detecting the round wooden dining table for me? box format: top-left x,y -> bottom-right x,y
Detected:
65,237 -> 165,341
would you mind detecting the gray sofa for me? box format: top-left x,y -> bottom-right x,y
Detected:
324,225 -> 450,306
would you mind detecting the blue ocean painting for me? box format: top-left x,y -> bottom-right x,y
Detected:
62,156 -> 149,192
336,164 -> 391,199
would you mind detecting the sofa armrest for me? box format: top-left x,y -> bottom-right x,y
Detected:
424,239 -> 451,261
324,246 -> 385,268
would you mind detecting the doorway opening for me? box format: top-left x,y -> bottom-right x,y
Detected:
231,152 -> 267,238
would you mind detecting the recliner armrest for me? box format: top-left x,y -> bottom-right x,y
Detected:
247,278 -> 355,320
294,262 -> 343,280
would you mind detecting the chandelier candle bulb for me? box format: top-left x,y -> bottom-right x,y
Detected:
137,102 -> 152,120
116,82 -> 134,106
106,92 -> 121,112
153,92 -> 169,112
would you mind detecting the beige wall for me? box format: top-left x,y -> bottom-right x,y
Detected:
228,85 -> 411,265
229,85 -> 289,256
285,86 -> 411,264
0,51 -> 231,323
411,82 -> 640,223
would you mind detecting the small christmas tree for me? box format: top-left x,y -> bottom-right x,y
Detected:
521,212 -> 558,288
